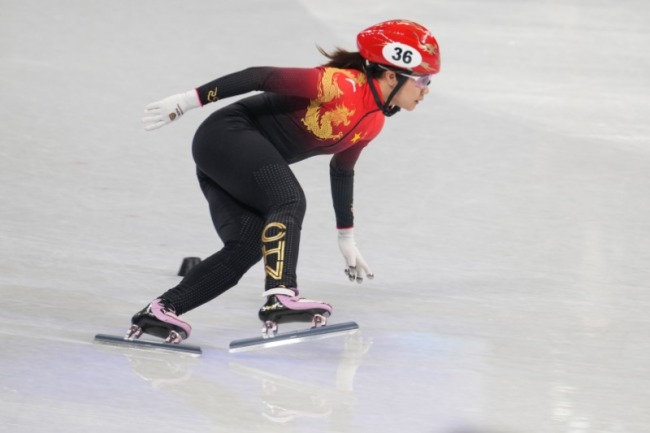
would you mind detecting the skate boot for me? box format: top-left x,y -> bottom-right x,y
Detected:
126,298 -> 192,344
258,288 -> 333,338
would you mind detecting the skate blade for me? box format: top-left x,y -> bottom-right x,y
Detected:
93,334 -> 202,357
229,321 -> 359,353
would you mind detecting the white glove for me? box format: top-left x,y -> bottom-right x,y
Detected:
142,90 -> 201,131
337,228 -> 374,283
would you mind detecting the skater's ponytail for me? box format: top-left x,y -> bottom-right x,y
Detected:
317,47 -> 382,78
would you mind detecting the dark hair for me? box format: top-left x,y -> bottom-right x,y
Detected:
317,47 -> 384,78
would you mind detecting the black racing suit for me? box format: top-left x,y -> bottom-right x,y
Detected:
160,66 -> 386,315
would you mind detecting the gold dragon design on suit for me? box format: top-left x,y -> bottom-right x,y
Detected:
301,68 -> 366,141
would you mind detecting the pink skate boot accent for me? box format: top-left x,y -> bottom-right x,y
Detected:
263,287 -> 333,315
274,294 -> 333,315
258,288 -> 333,337
150,299 -> 192,338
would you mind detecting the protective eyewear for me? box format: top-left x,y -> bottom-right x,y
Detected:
396,72 -> 432,89
377,64 -> 432,88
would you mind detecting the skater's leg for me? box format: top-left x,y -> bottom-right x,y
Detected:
252,163 -> 306,291
159,173 -> 265,315
130,178 -> 264,340
248,165 -> 337,333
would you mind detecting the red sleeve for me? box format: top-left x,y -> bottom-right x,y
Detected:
330,141 -> 368,174
195,67 -> 323,104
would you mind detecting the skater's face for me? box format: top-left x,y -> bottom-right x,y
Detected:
380,70 -> 431,112
391,73 -> 431,111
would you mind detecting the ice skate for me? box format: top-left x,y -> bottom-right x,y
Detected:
228,288 -> 356,352
126,298 -> 192,344
258,287 -> 333,338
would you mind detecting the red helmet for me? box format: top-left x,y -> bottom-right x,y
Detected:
357,20 -> 440,75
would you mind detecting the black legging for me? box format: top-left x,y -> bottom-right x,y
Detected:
160,104 -> 306,315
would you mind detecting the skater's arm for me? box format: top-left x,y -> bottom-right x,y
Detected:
195,67 -> 322,105
330,143 -> 374,282
142,67 -> 323,131
329,166 -> 354,230
329,142 -> 368,229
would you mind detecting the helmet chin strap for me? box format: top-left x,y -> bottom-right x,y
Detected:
364,62 -> 406,117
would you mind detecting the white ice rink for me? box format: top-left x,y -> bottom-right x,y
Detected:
2,1 -> 649,432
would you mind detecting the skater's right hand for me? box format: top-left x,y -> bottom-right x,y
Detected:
142,90 -> 201,131
337,228 -> 374,283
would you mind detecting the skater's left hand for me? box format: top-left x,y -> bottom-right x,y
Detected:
337,228 -> 374,283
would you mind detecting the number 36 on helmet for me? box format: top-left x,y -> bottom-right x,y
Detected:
356,19 -> 441,75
